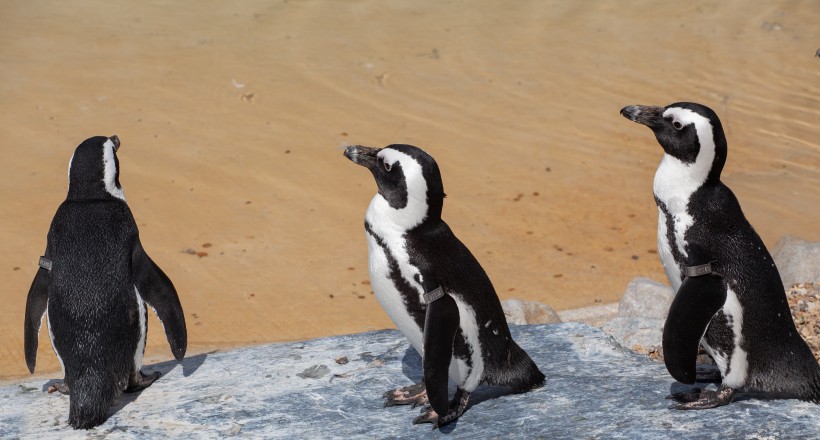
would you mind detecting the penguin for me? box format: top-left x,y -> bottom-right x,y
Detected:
23,135 -> 187,429
344,144 -> 545,427
620,102 -> 820,409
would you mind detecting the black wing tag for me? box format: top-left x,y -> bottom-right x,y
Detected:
422,287 -> 459,417
423,286 -> 445,304
38,257 -> 52,271
132,240 -> 188,361
684,261 -> 716,277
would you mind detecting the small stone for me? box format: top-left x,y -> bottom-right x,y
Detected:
296,365 -> 330,379
772,236 -> 820,286
335,356 -> 348,365
618,277 -> 675,320
502,299 -> 562,325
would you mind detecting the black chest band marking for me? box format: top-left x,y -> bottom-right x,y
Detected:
423,286 -> 446,304
38,256 -> 52,271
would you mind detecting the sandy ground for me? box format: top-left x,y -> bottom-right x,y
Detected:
0,1 -> 818,379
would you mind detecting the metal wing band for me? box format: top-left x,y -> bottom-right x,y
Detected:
38,256 -> 52,271
684,261 -> 715,277
423,286 -> 446,304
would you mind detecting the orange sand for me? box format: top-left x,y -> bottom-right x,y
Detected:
1,1 -> 818,379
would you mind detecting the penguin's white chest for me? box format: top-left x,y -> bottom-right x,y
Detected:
365,228 -> 425,353
656,207 -> 685,291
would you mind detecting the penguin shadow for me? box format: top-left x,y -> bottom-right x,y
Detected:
667,364 -> 797,405
41,353 -> 210,418
397,347 -> 530,434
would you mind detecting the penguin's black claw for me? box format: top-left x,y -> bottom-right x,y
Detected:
125,370 -> 161,393
47,381 -> 70,395
412,406 -> 438,426
412,389 -> 470,429
383,382 -> 428,408
670,385 -> 735,410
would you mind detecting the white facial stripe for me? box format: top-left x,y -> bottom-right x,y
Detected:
102,138 -> 125,200
367,149 -> 429,230
653,107 -> 716,259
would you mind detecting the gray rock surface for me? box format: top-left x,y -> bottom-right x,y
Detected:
599,277 -> 674,355
557,302 -> 618,327
501,298 -> 562,325
617,277 -> 675,319
2,324 -> 819,439
773,235 -> 820,286
602,317 -> 665,355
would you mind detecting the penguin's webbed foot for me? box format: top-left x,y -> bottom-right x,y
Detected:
383,382 -> 428,408
668,384 -> 735,410
412,388 -> 470,429
47,381 -> 70,395
125,370 -> 161,393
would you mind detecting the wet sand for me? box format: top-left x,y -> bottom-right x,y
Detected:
1,1 -> 818,379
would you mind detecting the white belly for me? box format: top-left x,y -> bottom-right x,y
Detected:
366,232 -> 424,352
46,305 -> 66,377
134,287 -> 147,371
657,207 -> 683,292
450,297 -> 484,392
701,288 -> 748,388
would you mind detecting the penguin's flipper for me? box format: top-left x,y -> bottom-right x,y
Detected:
132,239 -> 187,360
663,273 -> 725,384
422,291 -> 460,418
24,267 -> 50,373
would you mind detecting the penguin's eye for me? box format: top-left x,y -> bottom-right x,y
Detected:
673,121 -> 683,130
383,160 -> 392,172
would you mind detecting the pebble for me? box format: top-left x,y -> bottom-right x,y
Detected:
787,282 -> 820,362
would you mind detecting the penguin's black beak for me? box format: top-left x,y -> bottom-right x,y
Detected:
620,105 -> 664,128
109,135 -> 121,152
344,145 -> 380,168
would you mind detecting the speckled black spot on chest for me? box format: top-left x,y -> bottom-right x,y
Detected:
364,221 -> 425,327
376,162 -> 408,209
656,198 -> 686,269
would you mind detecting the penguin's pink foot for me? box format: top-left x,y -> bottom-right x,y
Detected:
668,384 -> 735,410
383,382 -> 428,408
47,380 -> 70,395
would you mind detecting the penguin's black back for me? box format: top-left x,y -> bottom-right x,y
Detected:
406,220 -> 545,391
48,198 -> 142,426
685,182 -> 820,399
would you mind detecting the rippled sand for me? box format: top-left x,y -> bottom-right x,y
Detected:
1,0 -> 818,378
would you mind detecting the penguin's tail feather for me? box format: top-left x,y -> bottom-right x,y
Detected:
489,341 -> 546,393
68,370 -> 120,430
799,366 -> 820,404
